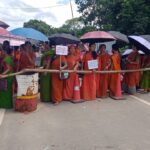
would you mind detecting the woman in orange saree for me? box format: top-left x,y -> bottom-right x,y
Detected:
96,44 -> 111,98
51,54 -> 67,105
109,44 -> 124,100
80,43 -> 97,101
75,45 -> 81,62
63,45 -> 81,103
124,45 -> 141,94
19,42 -> 36,70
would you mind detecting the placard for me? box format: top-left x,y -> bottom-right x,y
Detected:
56,45 -> 68,55
16,73 -> 39,97
88,59 -> 98,69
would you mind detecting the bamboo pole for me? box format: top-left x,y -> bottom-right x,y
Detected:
25,67 -> 150,74
1,67 -> 150,79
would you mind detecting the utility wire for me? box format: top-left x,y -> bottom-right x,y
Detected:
0,4 -> 65,9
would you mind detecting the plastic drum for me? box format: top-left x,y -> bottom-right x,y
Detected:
15,73 -> 39,112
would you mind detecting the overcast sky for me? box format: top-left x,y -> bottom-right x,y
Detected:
0,0 -> 80,30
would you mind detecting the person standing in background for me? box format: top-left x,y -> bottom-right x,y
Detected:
109,44 -> 124,100
63,45 -> 81,103
140,55 -> 150,93
81,42 -> 97,101
96,44 -> 111,98
40,42 -> 54,102
124,45 -> 141,94
51,50 -> 68,105
0,44 -> 3,72
19,41 -> 36,71
0,41 -> 14,108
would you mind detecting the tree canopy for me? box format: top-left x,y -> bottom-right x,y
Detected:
24,18 -> 96,37
24,0 -> 150,37
75,0 -> 150,35
24,19 -> 56,36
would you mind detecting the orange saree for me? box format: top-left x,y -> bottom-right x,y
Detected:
63,55 -> 80,101
96,56 -> 101,93
124,51 -> 140,94
19,51 -> 36,70
109,53 -> 122,99
75,48 -> 81,62
96,53 -> 110,98
51,56 -> 66,103
80,52 -> 96,101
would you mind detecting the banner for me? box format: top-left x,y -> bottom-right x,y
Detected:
16,73 -> 39,97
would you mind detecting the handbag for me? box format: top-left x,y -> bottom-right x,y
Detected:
0,78 -> 7,91
59,72 -> 69,80
59,61 -> 69,80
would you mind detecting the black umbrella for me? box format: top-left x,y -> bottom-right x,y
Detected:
0,21 -> 9,29
128,35 -> 150,55
49,33 -> 80,45
108,31 -> 129,43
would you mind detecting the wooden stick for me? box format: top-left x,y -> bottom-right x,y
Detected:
24,68 -> 150,74
1,67 -> 150,79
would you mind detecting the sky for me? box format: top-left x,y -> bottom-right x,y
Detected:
0,0 -> 80,30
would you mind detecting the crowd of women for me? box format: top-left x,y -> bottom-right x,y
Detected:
0,40 -> 150,109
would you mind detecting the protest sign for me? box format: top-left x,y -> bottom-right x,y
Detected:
88,59 -> 98,69
56,45 -> 68,55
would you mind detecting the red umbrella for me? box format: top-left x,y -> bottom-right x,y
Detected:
80,31 -> 116,43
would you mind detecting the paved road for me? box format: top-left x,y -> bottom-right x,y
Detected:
0,93 -> 150,150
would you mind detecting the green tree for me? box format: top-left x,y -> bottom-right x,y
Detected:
57,17 -> 97,37
24,19 -> 57,36
75,0 -> 150,34
23,18 -> 97,38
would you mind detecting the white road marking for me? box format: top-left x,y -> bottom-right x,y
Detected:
130,95 -> 150,106
0,109 -> 5,126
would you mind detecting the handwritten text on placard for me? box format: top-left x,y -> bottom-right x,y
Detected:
88,59 -> 98,69
56,45 -> 68,55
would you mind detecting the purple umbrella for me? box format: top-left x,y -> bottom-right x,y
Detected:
128,35 -> 150,55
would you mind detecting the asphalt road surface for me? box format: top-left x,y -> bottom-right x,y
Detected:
0,93 -> 150,150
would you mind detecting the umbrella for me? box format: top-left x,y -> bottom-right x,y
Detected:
122,49 -> 145,56
128,35 -> 150,55
0,21 -> 9,29
0,35 -> 26,46
49,33 -> 80,45
80,31 -> 116,43
141,35 -> 150,42
108,31 -> 129,43
0,27 -> 10,35
11,27 -> 48,41
0,27 -> 26,46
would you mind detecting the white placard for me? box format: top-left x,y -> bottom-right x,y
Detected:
88,59 -> 98,69
56,45 -> 68,55
16,73 -> 39,97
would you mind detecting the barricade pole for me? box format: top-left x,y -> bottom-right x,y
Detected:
0,67 -> 150,79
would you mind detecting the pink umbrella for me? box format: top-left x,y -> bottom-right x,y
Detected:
0,27 -> 26,46
0,27 -> 10,35
80,31 -> 116,43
